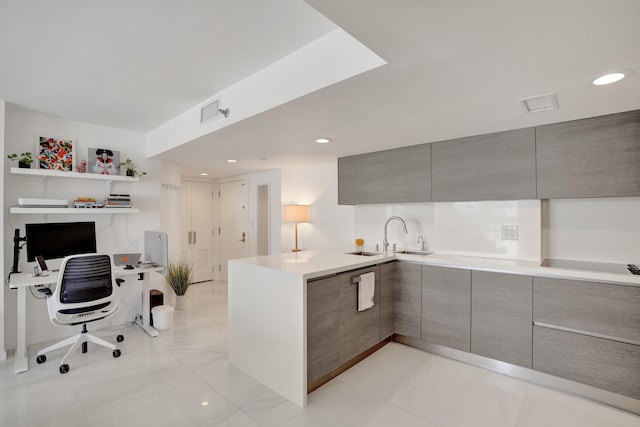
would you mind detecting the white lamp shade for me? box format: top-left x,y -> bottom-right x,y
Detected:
284,205 -> 310,223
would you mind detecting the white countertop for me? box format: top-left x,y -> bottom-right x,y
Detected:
230,248 -> 640,286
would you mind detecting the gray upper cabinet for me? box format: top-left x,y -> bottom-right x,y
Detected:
536,110 -> 640,199
338,144 -> 431,204
421,265 -> 471,351
471,271 -> 532,368
431,128 -> 536,202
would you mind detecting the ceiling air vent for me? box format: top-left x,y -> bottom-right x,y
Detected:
200,99 -> 221,124
519,93 -> 558,113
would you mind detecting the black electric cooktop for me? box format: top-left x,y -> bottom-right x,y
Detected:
541,259 -> 640,275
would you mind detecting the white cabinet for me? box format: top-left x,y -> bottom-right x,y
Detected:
181,180 -> 214,283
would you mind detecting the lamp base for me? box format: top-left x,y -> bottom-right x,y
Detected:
291,248 -> 302,252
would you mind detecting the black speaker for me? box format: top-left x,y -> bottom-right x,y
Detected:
150,289 -> 164,327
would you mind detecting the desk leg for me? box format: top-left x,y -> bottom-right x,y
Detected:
14,287 -> 28,374
134,272 -> 159,337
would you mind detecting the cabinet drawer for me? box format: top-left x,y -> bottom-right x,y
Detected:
533,326 -> 640,399
533,277 -> 640,343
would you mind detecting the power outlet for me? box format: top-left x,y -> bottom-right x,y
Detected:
501,225 -> 519,241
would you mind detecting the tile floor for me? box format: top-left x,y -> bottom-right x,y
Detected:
1,281 -> 639,427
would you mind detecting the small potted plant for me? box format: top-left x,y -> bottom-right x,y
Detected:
7,152 -> 34,169
118,158 -> 147,178
166,261 -> 193,309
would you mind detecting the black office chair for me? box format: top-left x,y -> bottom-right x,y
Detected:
36,253 -> 124,374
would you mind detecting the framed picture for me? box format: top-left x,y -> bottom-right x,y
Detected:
88,147 -> 121,175
37,136 -> 75,171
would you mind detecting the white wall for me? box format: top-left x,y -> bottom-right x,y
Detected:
0,100 -> 6,359
354,200 -> 541,261
280,162 -> 353,253
543,197 -> 640,263
3,105 -> 161,348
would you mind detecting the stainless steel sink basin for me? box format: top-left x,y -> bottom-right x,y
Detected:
394,250 -> 433,257
346,251 -> 381,256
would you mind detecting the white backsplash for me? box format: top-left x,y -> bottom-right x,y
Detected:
354,200 -> 541,262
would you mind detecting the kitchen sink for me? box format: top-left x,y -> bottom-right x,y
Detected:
394,250 -> 433,257
346,251 -> 381,256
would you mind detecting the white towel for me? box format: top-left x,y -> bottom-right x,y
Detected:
357,272 -> 375,312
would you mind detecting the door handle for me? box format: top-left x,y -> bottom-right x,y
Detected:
188,231 -> 192,245
238,231 -> 246,242
193,231 -> 196,244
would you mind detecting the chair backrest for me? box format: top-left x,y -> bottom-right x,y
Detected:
48,253 -> 119,327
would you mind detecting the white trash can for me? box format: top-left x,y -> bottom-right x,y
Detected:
151,305 -> 174,331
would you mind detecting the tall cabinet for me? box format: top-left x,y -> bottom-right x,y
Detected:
181,180 -> 214,283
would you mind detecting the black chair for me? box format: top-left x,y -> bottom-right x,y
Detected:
36,254 -> 124,374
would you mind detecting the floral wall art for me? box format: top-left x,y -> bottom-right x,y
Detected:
38,136 -> 74,171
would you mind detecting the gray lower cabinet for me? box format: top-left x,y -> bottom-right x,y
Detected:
471,271 -> 532,368
431,128 -> 536,202
394,262 -> 422,338
533,277 -> 640,342
421,265 -> 471,351
536,109 -> 640,199
533,326 -> 640,399
338,144 -> 431,204
379,262 -> 395,340
307,273 -> 340,385
307,265 -> 381,386
533,276 -> 640,399
339,266 -> 381,364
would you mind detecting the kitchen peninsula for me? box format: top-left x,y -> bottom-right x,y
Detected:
228,249 -> 640,411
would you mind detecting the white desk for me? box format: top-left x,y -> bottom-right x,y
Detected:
8,265 -> 164,374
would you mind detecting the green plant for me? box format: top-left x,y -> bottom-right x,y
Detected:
166,261 -> 193,296
7,152 -> 33,166
118,157 -> 147,177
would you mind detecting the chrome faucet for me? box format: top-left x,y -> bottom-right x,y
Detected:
418,235 -> 427,251
383,216 -> 408,252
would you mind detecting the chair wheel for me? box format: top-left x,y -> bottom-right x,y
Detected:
116,335 -> 124,343
113,349 -> 121,358
36,355 -> 46,364
59,364 -> 70,374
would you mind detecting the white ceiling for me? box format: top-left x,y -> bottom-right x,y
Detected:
2,0 -> 639,179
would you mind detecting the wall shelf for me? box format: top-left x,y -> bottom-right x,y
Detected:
10,207 -> 139,214
10,167 -> 139,183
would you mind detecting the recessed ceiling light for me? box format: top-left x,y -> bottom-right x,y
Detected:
199,172 -> 209,176
592,72 -> 626,86
227,159 -> 237,163
315,137 -> 331,144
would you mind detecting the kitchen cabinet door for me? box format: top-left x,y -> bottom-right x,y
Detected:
533,326 -> 640,399
394,262 -> 422,338
338,144 -> 431,204
339,266 -> 381,364
533,277 -> 640,342
431,128 -> 536,202
536,109 -> 640,199
379,262 -> 395,340
307,274 -> 341,386
471,271 -> 532,368
421,265 -> 471,351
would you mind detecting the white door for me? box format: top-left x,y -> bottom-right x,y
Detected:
181,181 -> 214,283
219,178 -> 248,281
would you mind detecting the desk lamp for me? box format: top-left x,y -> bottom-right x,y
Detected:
284,205 -> 310,252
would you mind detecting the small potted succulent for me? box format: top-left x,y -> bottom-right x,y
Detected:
118,158 -> 147,177
7,152 -> 34,169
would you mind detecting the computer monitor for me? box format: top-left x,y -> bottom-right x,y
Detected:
25,221 -> 97,262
